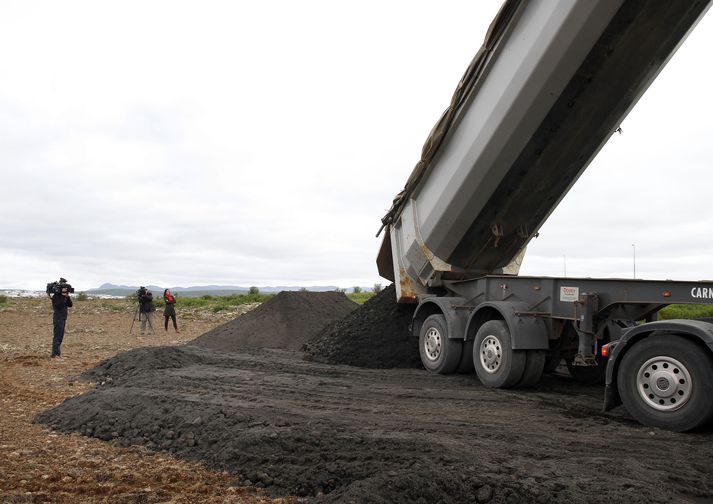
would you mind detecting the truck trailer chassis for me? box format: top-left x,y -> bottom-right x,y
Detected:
410,276 -> 713,431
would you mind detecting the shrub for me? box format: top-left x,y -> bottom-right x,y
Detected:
248,286 -> 260,295
76,292 -> 89,301
347,292 -> 374,305
352,286 -> 362,294
373,283 -> 383,294
659,304 -> 713,320
0,295 -> 7,304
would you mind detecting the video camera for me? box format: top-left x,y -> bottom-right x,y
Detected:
46,277 -> 74,296
136,286 -> 151,301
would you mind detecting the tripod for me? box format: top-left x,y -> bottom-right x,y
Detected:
130,304 -> 155,336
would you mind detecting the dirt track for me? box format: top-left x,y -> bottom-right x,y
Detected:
4,297 -> 713,503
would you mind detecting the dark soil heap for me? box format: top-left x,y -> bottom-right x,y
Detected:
303,284 -> 421,368
189,291 -> 358,352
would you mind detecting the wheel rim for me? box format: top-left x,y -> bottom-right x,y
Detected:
636,356 -> 692,412
479,335 -> 502,374
423,326 -> 442,362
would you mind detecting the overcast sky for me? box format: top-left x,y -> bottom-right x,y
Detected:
1,1 -> 712,292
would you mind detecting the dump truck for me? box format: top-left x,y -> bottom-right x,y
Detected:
377,0 -> 713,432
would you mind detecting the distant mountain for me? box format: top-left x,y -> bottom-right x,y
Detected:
87,283 -> 343,298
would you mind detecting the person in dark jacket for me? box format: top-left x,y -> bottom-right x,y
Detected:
163,289 -> 180,333
138,287 -> 155,334
51,286 -> 73,358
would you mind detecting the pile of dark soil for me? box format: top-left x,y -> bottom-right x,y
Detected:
190,291 -> 358,352
37,345 -> 711,504
303,284 -> 421,369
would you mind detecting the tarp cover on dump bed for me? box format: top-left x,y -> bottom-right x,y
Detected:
378,0 -> 522,236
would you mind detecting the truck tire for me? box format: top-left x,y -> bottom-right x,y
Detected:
419,314 -> 462,374
617,334 -> 713,432
518,350 -> 545,387
473,320 -> 526,388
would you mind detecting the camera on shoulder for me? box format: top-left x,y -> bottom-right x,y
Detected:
46,277 -> 74,296
136,286 -> 152,301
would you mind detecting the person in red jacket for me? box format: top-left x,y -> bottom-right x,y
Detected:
163,289 -> 180,333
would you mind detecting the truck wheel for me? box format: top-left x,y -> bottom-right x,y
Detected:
617,334 -> 713,432
473,320 -> 525,388
518,350 -> 545,387
419,314 -> 462,374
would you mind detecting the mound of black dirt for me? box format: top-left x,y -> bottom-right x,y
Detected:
37,346 -> 520,504
37,345 -> 702,504
189,291 -> 358,352
81,345 -> 234,384
303,284 -> 421,368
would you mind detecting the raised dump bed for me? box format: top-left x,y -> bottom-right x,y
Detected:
377,0 -> 712,302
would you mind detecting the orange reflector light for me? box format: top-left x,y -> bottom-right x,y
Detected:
662,291 -> 672,298
601,344 -> 610,358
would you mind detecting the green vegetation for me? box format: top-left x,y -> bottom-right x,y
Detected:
175,292 -> 274,311
347,292 -> 374,305
0,295 -> 7,305
76,292 -> 89,301
373,283 -> 383,294
352,286 -> 362,294
659,304 -> 713,320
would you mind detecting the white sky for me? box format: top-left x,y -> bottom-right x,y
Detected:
1,1 -> 712,291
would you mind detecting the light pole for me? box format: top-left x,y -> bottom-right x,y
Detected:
563,255 -> 567,277
632,244 -> 636,279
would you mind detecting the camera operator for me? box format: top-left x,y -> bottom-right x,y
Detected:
50,282 -> 73,359
137,286 -> 156,335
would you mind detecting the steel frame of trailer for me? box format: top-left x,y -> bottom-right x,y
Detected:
410,275 -> 713,419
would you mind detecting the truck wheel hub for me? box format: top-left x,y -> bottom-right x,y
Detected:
424,327 -> 442,361
480,335 -> 502,374
636,356 -> 691,412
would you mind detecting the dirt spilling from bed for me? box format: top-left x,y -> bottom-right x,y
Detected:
303,284 -> 421,368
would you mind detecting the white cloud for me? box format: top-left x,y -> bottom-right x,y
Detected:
1,1 -> 712,291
